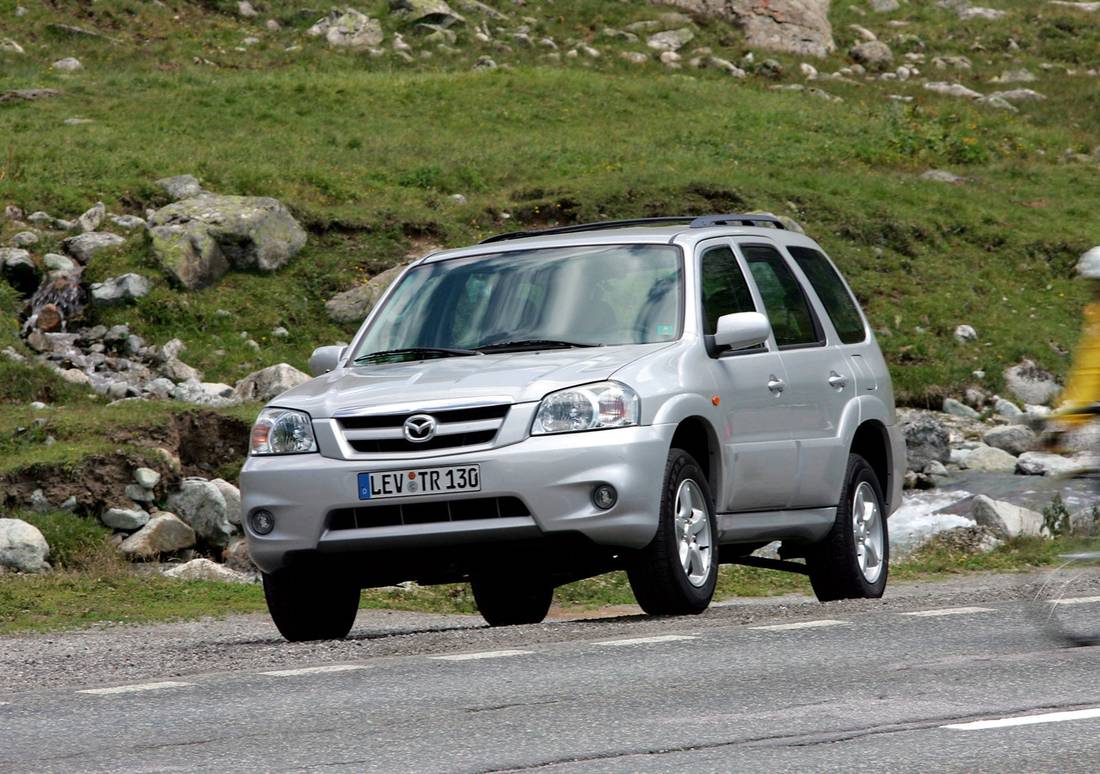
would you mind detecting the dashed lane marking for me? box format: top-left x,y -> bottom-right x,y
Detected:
430,650 -> 531,661
1049,596 -> 1100,606
903,607 -> 995,617
944,707 -> 1100,731
750,620 -> 847,632
260,665 -> 366,677
593,635 -> 698,646
77,681 -> 193,696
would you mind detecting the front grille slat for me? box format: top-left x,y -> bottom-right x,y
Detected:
329,496 -> 529,530
337,403 -> 510,455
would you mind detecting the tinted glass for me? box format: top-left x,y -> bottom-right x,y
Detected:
788,246 -> 866,345
353,245 -> 683,361
743,245 -> 821,348
699,246 -> 756,335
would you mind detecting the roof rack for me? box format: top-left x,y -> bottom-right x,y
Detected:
479,213 -> 786,244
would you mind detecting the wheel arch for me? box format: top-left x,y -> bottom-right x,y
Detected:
849,419 -> 892,505
669,415 -> 721,491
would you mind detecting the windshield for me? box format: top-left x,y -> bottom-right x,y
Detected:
351,244 -> 683,362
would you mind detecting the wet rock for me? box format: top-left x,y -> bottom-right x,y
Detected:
0,518 -> 50,573
958,444 -> 1017,473
1,248 -> 38,295
119,512 -> 196,559
35,304 -> 64,332
982,425 -> 1036,456
234,363 -> 311,401
1016,451 -> 1084,476
62,232 -> 126,263
90,273 -> 152,305
325,263 -> 408,324
101,507 -> 150,531
167,478 -> 237,546
1004,359 -> 1060,405
307,7 -> 385,48
902,411 -> 951,471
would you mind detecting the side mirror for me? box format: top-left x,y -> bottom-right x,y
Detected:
713,312 -> 771,351
308,345 -> 347,376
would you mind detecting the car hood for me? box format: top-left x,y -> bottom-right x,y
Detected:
272,343 -> 672,417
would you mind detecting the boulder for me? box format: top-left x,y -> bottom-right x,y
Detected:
325,263 -> 408,324
647,27 -> 695,51
109,214 -> 146,230
62,232 -> 126,263
967,495 -> 1044,539
43,253 -> 77,272
223,537 -> 258,573
1,247 -> 38,295
134,467 -> 161,490
156,174 -> 204,201
1004,359 -> 1060,405
959,444 -> 1017,473
11,231 -> 39,247
307,8 -> 386,48
982,425 -> 1036,456
147,195 -> 306,289
654,0 -> 834,58
166,478 -> 236,546
389,0 -> 465,27
78,201 -> 104,232
942,398 -> 979,419
849,40 -> 892,70
0,518 -> 50,573
993,397 -> 1023,420
90,273 -> 151,305
234,363 -> 311,401
1016,451 -> 1084,477
119,513 -> 196,558
162,557 -> 253,583
101,507 -> 151,531
902,412 -> 950,471
211,478 -> 242,525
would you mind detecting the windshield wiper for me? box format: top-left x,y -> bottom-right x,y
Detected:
353,347 -> 482,364
476,339 -> 601,353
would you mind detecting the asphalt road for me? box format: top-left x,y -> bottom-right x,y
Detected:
2,575 -> 1099,773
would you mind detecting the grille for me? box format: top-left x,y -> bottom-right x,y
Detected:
328,496 -> 530,530
337,404 -> 509,455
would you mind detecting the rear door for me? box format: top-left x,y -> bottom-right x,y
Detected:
697,239 -> 797,512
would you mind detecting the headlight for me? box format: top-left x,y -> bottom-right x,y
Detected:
250,408 -> 317,455
532,381 -> 640,435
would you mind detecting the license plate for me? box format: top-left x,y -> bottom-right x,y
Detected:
358,465 -> 481,501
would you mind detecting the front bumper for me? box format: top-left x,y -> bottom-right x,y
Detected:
240,424 -> 675,573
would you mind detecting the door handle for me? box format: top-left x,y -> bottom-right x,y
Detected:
767,375 -> 785,394
827,371 -> 848,389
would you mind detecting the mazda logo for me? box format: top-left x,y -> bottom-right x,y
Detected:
403,414 -> 437,443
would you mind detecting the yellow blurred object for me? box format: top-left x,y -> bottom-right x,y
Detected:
1055,301 -> 1100,426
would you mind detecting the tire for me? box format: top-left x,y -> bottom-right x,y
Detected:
471,575 -> 553,626
627,449 -> 719,616
262,567 -> 360,642
807,454 -> 889,602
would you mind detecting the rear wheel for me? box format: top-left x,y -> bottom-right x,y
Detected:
262,567 -> 360,642
807,454 -> 889,602
627,449 -> 718,616
471,575 -> 553,626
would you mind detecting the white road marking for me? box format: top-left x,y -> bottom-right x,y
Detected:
1049,595 -> 1100,606
78,681 -> 192,696
944,707 -> 1100,731
903,607 -> 995,617
260,665 -> 365,677
593,635 -> 698,646
430,649 -> 531,661
750,620 -> 847,632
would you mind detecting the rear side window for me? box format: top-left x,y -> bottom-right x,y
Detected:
699,245 -> 756,335
742,245 -> 822,349
788,246 -> 867,345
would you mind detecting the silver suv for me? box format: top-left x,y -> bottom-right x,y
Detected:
241,214 -> 905,641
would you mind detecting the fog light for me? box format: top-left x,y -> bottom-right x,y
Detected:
250,509 -> 275,535
592,484 -> 618,510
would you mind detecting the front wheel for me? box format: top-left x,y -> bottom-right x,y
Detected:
262,567 -> 360,642
627,449 -> 718,616
807,454 -> 889,602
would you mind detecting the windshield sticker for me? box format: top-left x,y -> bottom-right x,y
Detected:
656,324 -> 675,337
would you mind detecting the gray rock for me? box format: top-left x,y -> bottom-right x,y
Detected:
390,0 -> 465,27
850,40 -> 893,70
109,214 -> 146,229
62,232 -> 126,263
992,68 -> 1036,83
307,8 -> 385,48
163,557 -> 253,583
924,81 -> 983,99
968,495 -> 1044,539
234,363 -> 311,401
143,377 -> 175,398
988,88 -> 1046,103
222,538 -> 257,574
942,398 -> 980,419
210,478 -> 242,525
621,50 -> 650,64
870,0 -> 900,10
977,95 -> 1018,113
959,444 -> 1017,473
993,397 -> 1024,420
147,195 -> 306,289
30,488 -> 50,513
646,27 -> 695,52
156,174 -> 204,201
78,201 -> 105,233
52,57 -> 83,72
101,507 -> 150,530
1016,451 -> 1084,477
920,169 -> 966,183
325,263 -> 409,324
238,0 -> 258,18
902,412 -> 951,471
166,478 -> 236,546
1,248 -> 38,294
161,357 -> 203,383
1,38 -> 25,54
1004,359 -> 1060,405
118,512 -> 196,558
134,467 -> 161,489
124,483 -> 155,503
958,6 -> 1007,20
43,253 -> 77,272
658,0 -> 834,58
982,425 -> 1036,456
11,231 -> 38,247
0,518 -> 50,573
953,324 -> 977,342
90,273 -> 152,305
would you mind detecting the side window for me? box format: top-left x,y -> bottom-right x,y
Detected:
788,246 -> 867,345
699,245 -> 756,335
742,245 -> 822,349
